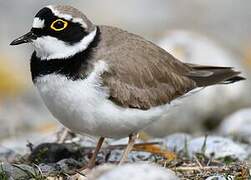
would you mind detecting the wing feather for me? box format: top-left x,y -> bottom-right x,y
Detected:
98,30 -> 197,109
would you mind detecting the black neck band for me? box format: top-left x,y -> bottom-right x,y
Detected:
30,27 -> 100,82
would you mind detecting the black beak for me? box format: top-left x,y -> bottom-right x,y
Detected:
10,31 -> 37,46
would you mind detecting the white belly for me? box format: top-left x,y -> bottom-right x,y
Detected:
34,61 -> 169,138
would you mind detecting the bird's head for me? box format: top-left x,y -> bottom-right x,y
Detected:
10,5 -> 97,60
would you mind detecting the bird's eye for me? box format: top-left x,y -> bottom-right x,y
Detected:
50,19 -> 68,31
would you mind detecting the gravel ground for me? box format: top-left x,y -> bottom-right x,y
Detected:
0,132 -> 250,180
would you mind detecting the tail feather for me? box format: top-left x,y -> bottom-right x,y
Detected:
186,63 -> 246,87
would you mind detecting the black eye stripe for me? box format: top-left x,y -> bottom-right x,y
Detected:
32,7 -> 89,44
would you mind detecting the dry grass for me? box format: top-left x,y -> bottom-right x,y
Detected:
159,153 -> 250,180
2,140 -> 250,179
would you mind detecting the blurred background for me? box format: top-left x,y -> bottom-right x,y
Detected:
1,0 -> 251,149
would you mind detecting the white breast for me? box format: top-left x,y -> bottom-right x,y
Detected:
35,61 -> 169,138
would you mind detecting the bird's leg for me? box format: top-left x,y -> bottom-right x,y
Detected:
72,137 -> 105,179
119,133 -> 138,165
86,137 -> 105,169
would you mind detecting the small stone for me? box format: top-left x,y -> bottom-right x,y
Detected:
107,149 -> 123,162
0,162 -> 40,180
219,108 -> 251,140
56,158 -> 83,172
0,145 -> 17,162
38,163 -> 58,176
89,163 -> 179,180
205,175 -> 234,180
29,143 -> 82,164
163,133 -> 192,152
188,136 -> 247,161
38,158 -> 83,176
107,149 -> 154,163
128,151 -> 154,162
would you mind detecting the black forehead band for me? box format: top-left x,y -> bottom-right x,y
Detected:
35,7 -> 54,19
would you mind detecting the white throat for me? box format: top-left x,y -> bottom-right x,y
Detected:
32,27 -> 97,60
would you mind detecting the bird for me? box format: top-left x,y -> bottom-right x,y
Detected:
10,5 -> 245,169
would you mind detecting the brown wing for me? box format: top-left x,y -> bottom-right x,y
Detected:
98,28 -> 197,110
93,26 -> 244,110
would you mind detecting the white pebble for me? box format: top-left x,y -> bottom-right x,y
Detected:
188,136 -> 247,161
219,108 -> 251,138
89,163 -> 179,180
163,133 -> 192,152
206,175 -> 234,180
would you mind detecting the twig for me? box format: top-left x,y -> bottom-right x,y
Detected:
201,134 -> 208,154
26,141 -> 34,152
108,142 -> 162,150
75,170 -> 87,177
193,155 -> 203,171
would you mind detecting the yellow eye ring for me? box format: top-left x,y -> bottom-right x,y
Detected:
50,19 -> 68,31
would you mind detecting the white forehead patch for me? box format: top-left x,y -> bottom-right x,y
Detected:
32,27 -> 97,60
32,18 -> 45,28
47,5 -> 87,28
